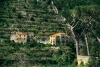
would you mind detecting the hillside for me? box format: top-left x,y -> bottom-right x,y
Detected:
0,0 -> 100,67
0,0 -> 67,41
0,39 -> 75,67
0,0 -> 75,67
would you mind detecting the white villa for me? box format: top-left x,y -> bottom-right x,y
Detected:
10,32 -> 27,43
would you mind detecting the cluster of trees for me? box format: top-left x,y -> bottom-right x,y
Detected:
52,0 -> 100,18
0,39 -> 76,67
51,0 -> 100,66
55,0 -> 100,67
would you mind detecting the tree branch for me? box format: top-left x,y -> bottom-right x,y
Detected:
73,21 -> 79,28
90,29 -> 100,43
66,23 -> 79,56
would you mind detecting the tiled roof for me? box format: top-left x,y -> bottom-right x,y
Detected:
17,32 -> 27,35
51,33 -> 69,37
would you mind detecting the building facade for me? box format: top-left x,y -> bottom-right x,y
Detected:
77,55 -> 89,65
10,32 -> 27,43
49,33 -> 69,45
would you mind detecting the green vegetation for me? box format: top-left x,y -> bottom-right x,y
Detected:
0,39 -> 76,67
0,0 -> 100,67
0,0 -> 67,40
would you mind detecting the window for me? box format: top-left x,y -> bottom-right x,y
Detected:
62,40 -> 65,43
16,38 -> 18,40
62,36 -> 65,38
57,40 -> 60,43
20,35 -> 21,37
56,37 -> 60,40
66,40 -> 68,43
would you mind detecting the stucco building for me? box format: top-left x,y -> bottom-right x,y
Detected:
10,32 -> 27,43
77,55 -> 89,65
49,33 -> 69,45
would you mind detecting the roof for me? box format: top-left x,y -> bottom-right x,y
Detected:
16,32 -> 27,35
51,33 -> 69,37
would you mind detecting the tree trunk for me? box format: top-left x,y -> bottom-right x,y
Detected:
91,29 -> 100,43
84,34 -> 90,55
66,23 -> 79,56
97,37 -> 100,43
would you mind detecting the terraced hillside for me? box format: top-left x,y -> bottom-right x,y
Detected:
0,0 -> 76,67
0,38 -> 75,67
0,0 -> 100,67
0,0 -> 67,41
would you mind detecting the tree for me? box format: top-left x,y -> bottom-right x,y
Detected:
66,5 -> 100,56
88,56 -> 100,67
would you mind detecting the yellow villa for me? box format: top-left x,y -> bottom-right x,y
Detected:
10,32 -> 27,43
49,33 -> 69,45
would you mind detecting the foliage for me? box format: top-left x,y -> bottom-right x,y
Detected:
88,56 -> 100,67
0,0 -> 100,67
